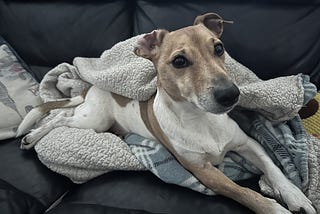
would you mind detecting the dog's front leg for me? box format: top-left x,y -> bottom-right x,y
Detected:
235,138 -> 316,214
176,158 -> 290,214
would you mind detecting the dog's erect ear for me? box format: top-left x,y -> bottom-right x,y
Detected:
134,29 -> 168,60
194,13 -> 233,38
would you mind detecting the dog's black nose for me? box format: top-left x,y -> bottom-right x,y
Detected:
214,83 -> 240,107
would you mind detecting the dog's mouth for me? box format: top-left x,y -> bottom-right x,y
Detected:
199,100 -> 238,114
214,100 -> 239,114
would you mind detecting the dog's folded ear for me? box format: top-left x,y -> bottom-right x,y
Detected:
134,29 -> 168,60
194,13 -> 233,38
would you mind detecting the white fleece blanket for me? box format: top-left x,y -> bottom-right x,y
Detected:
33,35 -> 319,210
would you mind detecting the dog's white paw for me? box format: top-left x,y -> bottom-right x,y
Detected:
266,198 -> 292,214
275,181 -> 316,214
20,131 -> 42,150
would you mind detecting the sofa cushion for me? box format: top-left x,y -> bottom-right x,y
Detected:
0,138 -> 74,210
0,0 -> 133,67
0,179 -> 44,214
0,37 -> 41,140
49,171 -> 259,214
48,204 -> 152,214
134,0 -> 320,85
29,65 -> 53,82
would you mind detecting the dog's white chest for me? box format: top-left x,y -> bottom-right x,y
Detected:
171,114 -> 238,165
153,91 -> 243,166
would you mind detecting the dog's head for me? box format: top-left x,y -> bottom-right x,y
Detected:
134,13 -> 240,114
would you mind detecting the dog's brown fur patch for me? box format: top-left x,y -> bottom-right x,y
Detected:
39,100 -> 71,114
153,25 -> 229,102
111,93 -> 132,107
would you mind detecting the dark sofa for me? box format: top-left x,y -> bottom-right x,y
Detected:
0,0 -> 319,214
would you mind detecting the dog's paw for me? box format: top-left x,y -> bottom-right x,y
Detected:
20,131 -> 42,150
275,181 -> 316,214
266,198 -> 292,214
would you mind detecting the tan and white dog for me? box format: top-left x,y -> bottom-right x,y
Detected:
17,13 -> 316,214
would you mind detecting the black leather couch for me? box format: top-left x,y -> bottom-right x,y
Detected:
0,1 -> 319,214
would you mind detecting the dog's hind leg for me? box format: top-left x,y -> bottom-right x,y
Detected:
234,138 -> 316,214
20,111 -> 72,149
21,107 -> 114,150
20,87 -> 116,149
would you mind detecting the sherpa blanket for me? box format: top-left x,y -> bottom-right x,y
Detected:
33,35 -> 319,210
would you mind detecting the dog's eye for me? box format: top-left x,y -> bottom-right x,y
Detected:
214,43 -> 224,56
172,56 -> 190,69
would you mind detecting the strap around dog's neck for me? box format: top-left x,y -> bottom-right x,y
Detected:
143,96 -> 180,159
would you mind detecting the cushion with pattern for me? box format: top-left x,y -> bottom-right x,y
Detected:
0,37 -> 41,140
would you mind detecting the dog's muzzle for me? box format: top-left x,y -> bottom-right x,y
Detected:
214,83 -> 240,107
197,82 -> 240,114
